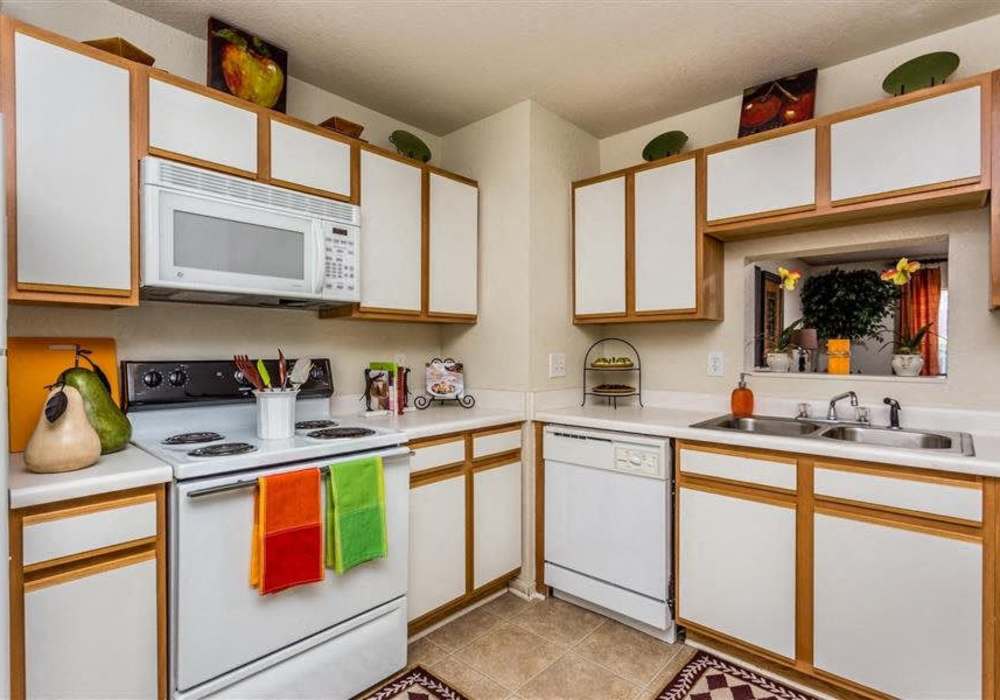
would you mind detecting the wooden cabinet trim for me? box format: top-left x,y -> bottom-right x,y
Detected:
471,451 -> 521,472
679,440 -> 798,465
795,459 -> 815,665
681,619 -> 798,668
470,422 -> 525,438
146,145 -> 258,180
983,479 -> 999,699
991,69 -> 1000,311
21,491 -> 156,527
814,501 -> 981,543
23,545 -> 155,592
411,432 -> 467,449
408,567 -> 520,635
410,463 -> 464,488
813,456 -> 981,489
22,536 -> 158,576
678,473 -> 796,508
426,163 -> 478,188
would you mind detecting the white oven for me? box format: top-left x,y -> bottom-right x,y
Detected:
141,156 -> 359,307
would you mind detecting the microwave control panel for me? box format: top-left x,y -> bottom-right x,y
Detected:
323,224 -> 360,301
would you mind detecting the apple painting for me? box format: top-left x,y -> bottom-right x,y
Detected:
738,69 -> 817,137
208,18 -> 288,113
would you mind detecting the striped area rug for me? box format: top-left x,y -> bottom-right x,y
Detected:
361,666 -> 469,700
654,651 -> 819,700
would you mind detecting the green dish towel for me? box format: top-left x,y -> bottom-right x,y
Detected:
325,456 -> 388,574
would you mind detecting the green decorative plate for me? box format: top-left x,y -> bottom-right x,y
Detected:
882,52 -> 960,96
641,131 -> 688,162
389,130 -> 432,163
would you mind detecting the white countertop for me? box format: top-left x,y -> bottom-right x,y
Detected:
9,445 -> 174,509
535,404 -> 1000,479
340,406 -> 525,441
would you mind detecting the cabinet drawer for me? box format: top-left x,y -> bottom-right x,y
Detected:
679,446 -> 796,490
472,427 -> 522,460
22,494 -> 157,567
814,464 -> 981,522
411,437 -> 466,474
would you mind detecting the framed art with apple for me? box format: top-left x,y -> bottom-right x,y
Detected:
738,68 -> 817,137
207,17 -> 288,112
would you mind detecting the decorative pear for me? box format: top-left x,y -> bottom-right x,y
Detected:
25,386 -> 102,473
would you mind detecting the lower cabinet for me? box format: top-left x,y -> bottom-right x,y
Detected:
813,512 -> 982,699
407,424 -> 523,632
678,486 -> 796,659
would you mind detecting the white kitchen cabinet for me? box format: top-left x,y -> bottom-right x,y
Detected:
25,553 -> 159,699
706,128 -> 816,222
359,150 -> 423,313
679,487 -> 796,659
429,172 -> 479,316
814,513 -> 981,699
148,76 -> 258,175
269,118 -> 353,200
12,31 -> 133,297
574,175 -> 627,316
408,473 -> 466,620
473,461 -> 521,587
830,86 -> 982,203
634,158 -> 697,312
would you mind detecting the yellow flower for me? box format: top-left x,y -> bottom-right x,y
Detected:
881,257 -> 921,286
778,266 -> 801,291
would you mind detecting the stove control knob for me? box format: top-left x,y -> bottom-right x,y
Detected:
142,370 -> 163,388
168,369 -> 188,387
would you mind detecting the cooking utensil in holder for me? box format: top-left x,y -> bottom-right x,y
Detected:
254,389 -> 299,439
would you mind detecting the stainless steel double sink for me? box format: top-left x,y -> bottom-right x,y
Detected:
691,414 -> 975,456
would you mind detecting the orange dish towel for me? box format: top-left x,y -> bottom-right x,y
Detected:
250,468 -> 324,594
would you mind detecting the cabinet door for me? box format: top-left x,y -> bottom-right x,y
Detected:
14,32 -> 132,294
428,172 -> 479,316
25,553 -> 158,699
679,487 -> 796,659
473,461 -> 521,588
359,150 -> 423,313
634,158 -> 697,312
814,513 -> 981,699
706,129 -> 815,222
269,119 -> 353,199
574,176 -> 626,316
830,86 -> 981,204
148,77 -> 258,175
409,474 -> 466,620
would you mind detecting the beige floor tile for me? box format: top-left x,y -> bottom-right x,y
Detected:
641,645 -> 698,698
480,592 -> 533,620
426,605 -> 502,652
511,597 -> 605,646
455,622 -> 565,690
574,620 -> 681,686
430,655 -> 513,700
407,636 -> 449,668
518,653 -> 640,700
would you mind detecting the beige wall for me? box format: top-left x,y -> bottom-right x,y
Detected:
600,13 -> 1000,172
3,0 -> 445,395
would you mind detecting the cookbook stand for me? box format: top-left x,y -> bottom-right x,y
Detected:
582,337 -> 643,408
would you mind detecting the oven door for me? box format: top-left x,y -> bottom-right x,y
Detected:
170,447 -> 409,693
144,185 -> 323,298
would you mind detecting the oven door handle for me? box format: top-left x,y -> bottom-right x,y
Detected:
185,447 -> 414,499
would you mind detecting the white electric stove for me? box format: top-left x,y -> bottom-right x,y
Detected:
124,359 -> 410,700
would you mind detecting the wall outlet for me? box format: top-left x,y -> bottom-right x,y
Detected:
549,352 -> 567,378
707,352 -> 725,377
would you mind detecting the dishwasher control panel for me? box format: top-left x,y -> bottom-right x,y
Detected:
614,445 -> 664,478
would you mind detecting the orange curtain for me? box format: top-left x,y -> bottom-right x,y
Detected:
899,267 -> 941,376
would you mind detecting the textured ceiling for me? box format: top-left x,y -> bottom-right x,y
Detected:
113,0 -> 1000,137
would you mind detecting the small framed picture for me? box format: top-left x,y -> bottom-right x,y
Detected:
739,69 -> 817,137
207,17 -> 288,113
425,359 -> 464,400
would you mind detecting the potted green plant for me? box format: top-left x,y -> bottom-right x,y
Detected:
880,322 -> 934,377
800,268 -> 899,374
765,319 -> 803,372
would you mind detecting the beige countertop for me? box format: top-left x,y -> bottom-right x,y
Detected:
535,404 -> 1000,479
336,406 -> 525,441
9,445 -> 174,509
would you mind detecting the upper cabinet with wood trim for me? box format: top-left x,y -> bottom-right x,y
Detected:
573,157 -> 723,324
706,127 -> 816,223
830,85 -> 982,204
4,21 -> 138,307
267,116 -> 355,201
428,170 -> 479,318
147,74 -> 258,177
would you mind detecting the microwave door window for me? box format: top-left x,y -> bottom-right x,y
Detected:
173,210 -> 305,281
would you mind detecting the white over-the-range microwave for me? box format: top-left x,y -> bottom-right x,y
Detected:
140,156 -> 360,308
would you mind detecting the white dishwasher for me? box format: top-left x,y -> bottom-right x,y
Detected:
544,425 -> 675,640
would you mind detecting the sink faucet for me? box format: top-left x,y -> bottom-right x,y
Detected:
827,391 -> 858,421
884,397 -> 902,429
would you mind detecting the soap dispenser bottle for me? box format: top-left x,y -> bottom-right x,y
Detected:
731,372 -> 754,418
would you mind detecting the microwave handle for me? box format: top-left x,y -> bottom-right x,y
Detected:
313,225 -> 326,295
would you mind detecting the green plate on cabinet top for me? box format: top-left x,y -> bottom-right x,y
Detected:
882,52 -> 960,96
642,130 -> 688,162
389,130 -> 432,163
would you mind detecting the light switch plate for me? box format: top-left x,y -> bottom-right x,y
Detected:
549,352 -> 567,378
707,352 -> 725,377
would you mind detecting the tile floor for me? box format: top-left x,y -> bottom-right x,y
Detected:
405,594 -> 699,699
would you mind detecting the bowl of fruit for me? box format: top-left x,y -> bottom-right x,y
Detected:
590,356 -> 634,369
